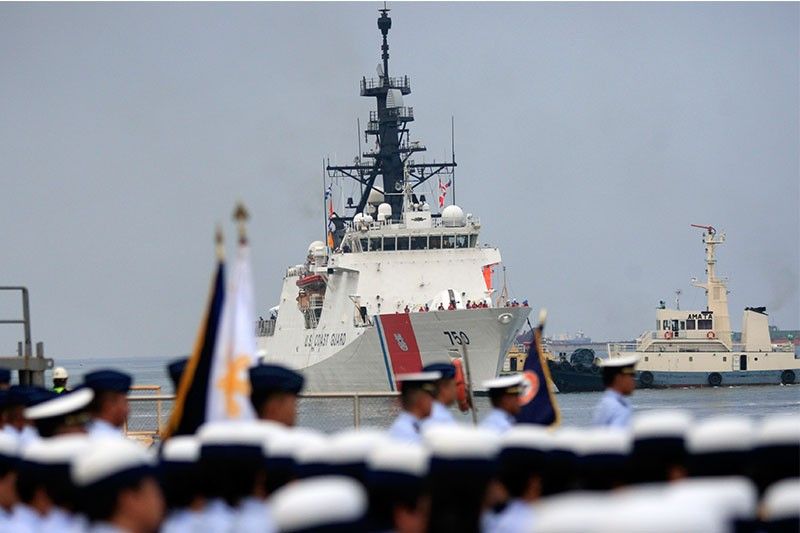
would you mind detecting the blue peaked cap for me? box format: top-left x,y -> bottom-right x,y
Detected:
249,364 -> 304,394
84,369 -> 133,393
166,358 -> 188,390
0,368 -> 11,384
422,362 -> 456,380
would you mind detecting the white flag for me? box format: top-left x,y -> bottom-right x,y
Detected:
206,243 -> 258,421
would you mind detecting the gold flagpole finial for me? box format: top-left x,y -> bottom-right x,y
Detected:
538,308 -> 548,328
233,202 -> 249,244
215,224 -> 224,260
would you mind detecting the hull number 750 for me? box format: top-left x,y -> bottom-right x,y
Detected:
443,331 -> 470,345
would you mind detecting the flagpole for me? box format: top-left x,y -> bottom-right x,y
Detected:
460,343 -> 479,425
233,203 -> 249,245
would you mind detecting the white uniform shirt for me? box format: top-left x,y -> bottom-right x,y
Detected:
489,499 -> 536,533
202,498 -> 235,533
87,419 -> 124,439
422,401 -> 456,429
40,507 -> 84,533
89,523 -> 127,533
480,408 -> 515,434
8,504 -> 39,533
591,389 -> 632,428
387,411 -> 423,443
233,498 -> 276,533
161,509 -> 204,533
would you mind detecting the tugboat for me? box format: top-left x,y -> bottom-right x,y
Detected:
256,9 -> 530,392
607,225 -> 799,388
546,348 -> 604,393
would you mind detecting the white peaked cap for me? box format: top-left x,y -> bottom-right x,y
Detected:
22,434 -> 89,464
271,476 -> 367,532
593,496 -> 725,533
325,428 -> 391,464
501,425 -> 555,451
264,428 -> 326,460
599,355 -> 640,368
762,478 -> 800,520
576,428 -> 632,456
529,492 -> 611,533
687,416 -> 755,453
423,426 -> 500,460
24,388 -> 93,420
72,438 -> 155,488
367,442 -> 429,477
160,435 -> 201,463
756,414 -> 800,446
632,409 -> 693,439
666,476 -> 758,520
198,419 -> 286,447
481,374 -> 524,390
395,371 -> 442,382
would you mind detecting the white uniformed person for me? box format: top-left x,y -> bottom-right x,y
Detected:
83,369 -> 133,439
591,355 -> 639,428
421,362 -> 458,428
480,375 -> 524,434
388,372 -> 441,443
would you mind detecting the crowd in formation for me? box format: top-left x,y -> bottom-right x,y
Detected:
0,360 -> 797,533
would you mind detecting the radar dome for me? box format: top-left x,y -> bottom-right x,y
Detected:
307,241 -> 326,255
377,203 -> 392,222
442,205 -> 466,227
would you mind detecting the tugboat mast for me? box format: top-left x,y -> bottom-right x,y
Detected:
326,9 -> 456,234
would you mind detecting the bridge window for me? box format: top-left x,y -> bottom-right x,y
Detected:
383,237 -> 396,251
686,319 -> 696,330
469,234 -> 478,247
411,236 -> 427,250
680,321 -> 685,330
360,238 -> 368,251
697,319 -> 712,330
369,237 -> 382,252
429,235 -> 441,249
397,236 -> 410,250
455,235 -> 469,248
662,320 -> 669,330
443,235 -> 456,249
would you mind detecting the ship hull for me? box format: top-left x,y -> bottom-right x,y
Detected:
260,307 -> 530,392
547,360 -> 798,393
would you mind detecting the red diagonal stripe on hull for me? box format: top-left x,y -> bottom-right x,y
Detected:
379,314 -> 423,375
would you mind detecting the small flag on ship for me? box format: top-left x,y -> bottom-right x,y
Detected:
206,204 -> 259,422
516,309 -> 560,426
438,178 -> 451,208
163,228 -> 226,438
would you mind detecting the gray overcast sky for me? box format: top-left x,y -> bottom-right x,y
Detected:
1,2 -> 797,359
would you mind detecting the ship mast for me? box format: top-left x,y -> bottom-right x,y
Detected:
326,9 -> 456,239
690,224 -> 732,346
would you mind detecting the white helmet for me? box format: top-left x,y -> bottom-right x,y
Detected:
53,367 -> 69,379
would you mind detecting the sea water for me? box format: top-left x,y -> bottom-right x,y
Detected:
53,355 -> 800,432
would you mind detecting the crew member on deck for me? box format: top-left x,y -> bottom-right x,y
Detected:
248,364 -> 305,427
480,375 -> 524,434
388,371 -> 441,443
421,362 -> 457,427
84,369 -> 133,438
591,355 -> 639,428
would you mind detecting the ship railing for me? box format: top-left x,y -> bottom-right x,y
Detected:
607,343 -> 638,356
256,318 -> 276,337
368,107 -> 414,122
124,390 -> 401,444
345,216 -> 481,233
360,75 -> 411,94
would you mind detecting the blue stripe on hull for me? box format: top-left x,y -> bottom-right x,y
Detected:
648,370 -> 788,387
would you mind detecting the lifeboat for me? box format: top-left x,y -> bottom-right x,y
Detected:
296,274 -> 326,290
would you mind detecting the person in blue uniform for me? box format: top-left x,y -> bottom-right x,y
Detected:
24,387 -> 94,438
0,369 -> 11,391
388,371 -> 441,443
422,362 -> 458,427
84,369 -> 133,438
480,375 -> 524,434
591,355 -> 639,428
249,363 -> 305,427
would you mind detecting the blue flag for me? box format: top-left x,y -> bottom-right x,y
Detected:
516,316 -> 560,426
163,260 -> 225,438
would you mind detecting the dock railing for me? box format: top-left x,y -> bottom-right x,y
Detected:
125,390 -> 401,444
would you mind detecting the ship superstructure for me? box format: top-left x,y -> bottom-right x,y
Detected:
256,10 -> 530,392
